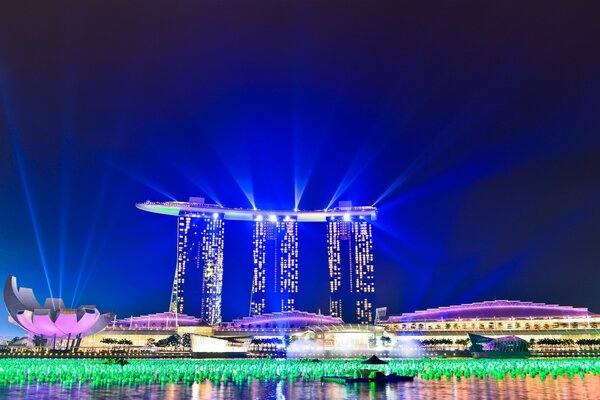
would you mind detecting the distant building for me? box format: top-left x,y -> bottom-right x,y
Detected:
308,324 -> 386,353
327,202 -> 375,324
215,310 -> 342,337
75,300 -> 600,359
83,311 -> 212,347
169,197 -> 225,325
250,219 -> 299,315
379,300 -> 600,341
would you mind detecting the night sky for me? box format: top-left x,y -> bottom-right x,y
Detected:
1,2 -> 599,336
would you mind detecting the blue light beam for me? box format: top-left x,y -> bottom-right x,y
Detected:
2,91 -> 56,307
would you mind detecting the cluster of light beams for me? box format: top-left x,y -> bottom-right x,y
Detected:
371,219 -> 442,312
293,160 -> 315,211
455,188 -> 599,305
232,174 -> 256,210
372,79 -> 521,209
374,150 -> 517,213
71,208 -> 122,307
1,90 -> 56,306
207,137 -> 257,209
372,136 -> 445,207
293,129 -> 327,210
325,138 -> 387,210
70,153 -> 118,308
325,74 -> 432,211
325,92 -> 412,211
168,160 -> 222,206
107,157 -> 176,201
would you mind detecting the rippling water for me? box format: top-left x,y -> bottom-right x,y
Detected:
2,376 -> 600,400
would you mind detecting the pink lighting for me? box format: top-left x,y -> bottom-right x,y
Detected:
4,276 -> 114,339
387,300 -> 594,323
218,310 -> 342,332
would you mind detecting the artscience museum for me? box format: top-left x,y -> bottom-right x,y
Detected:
3,276 -> 114,349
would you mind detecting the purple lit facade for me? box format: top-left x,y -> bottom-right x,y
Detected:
3,276 -> 114,340
108,312 -> 205,331
217,310 -> 342,333
386,300 -> 594,323
380,300 -> 600,343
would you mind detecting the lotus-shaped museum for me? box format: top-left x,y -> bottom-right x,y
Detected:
4,276 -> 114,339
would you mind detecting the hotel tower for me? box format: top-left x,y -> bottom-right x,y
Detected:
250,218 -> 299,316
137,198 -> 376,325
327,202 -> 375,324
169,198 -> 225,325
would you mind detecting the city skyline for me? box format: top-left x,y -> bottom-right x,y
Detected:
1,2 -> 599,338
169,213 -> 225,325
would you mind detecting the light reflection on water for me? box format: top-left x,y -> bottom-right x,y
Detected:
1,376 -> 599,399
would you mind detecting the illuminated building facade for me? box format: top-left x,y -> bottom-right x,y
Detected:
82,311 -> 213,348
138,198 -> 377,324
217,310 -> 342,335
169,208 -> 225,325
76,301 -> 600,359
327,209 -> 375,324
4,276 -> 114,349
378,300 -> 600,342
250,218 -> 299,316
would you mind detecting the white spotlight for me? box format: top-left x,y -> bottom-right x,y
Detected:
212,213 -> 219,219
343,214 -> 351,221
255,215 -> 264,222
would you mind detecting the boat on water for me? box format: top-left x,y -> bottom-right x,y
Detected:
322,374 -> 414,384
322,356 -> 414,384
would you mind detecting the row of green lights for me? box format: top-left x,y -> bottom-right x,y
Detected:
0,358 -> 599,386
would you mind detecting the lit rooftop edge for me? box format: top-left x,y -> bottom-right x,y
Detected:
136,198 -> 377,222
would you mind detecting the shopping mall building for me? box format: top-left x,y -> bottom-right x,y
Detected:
377,300 -> 600,341
76,300 -> 600,358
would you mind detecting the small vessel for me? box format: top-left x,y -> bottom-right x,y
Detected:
323,357 -> 414,384
322,374 -> 414,384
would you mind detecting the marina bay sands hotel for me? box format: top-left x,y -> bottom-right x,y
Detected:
137,198 -> 377,326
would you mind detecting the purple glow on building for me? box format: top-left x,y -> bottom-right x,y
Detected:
108,312 -> 206,330
387,300 -> 595,323
4,276 -> 113,339
218,310 -> 342,331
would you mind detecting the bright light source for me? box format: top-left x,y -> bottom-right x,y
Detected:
284,216 -> 292,222
343,214 -> 351,221
268,215 -> 277,222
255,215 -> 264,222
212,213 -> 219,219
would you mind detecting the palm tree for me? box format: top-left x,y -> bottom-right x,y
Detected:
380,336 -> 392,347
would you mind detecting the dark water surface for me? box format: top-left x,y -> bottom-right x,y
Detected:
1,376 -> 599,399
